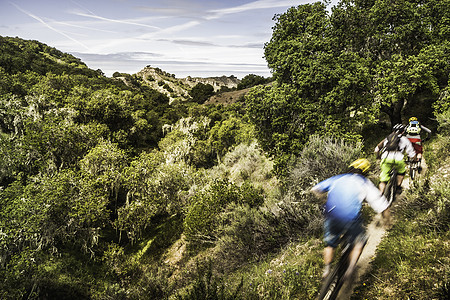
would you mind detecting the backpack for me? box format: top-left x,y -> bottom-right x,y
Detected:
384,132 -> 401,152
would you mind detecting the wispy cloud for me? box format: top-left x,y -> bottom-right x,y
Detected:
11,2 -> 90,50
148,20 -> 200,36
157,38 -> 263,49
206,0 -> 303,20
73,51 -> 164,62
72,11 -> 161,30
158,38 -> 217,47
51,20 -> 117,34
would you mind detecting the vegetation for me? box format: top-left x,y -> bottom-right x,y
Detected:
0,0 -> 449,299
189,82 -> 215,104
249,0 -> 449,174
237,74 -> 272,90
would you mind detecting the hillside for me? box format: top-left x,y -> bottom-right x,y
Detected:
1,1 -> 449,296
0,36 -> 102,77
117,65 -> 241,103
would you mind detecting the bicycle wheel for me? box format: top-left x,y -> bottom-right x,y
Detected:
318,267 -> 340,300
318,245 -> 351,300
383,172 -> 396,206
409,161 -> 416,180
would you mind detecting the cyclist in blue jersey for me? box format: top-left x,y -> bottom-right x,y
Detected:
311,158 -> 390,280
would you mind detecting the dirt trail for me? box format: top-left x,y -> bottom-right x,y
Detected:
337,158 -> 427,299
336,214 -> 388,299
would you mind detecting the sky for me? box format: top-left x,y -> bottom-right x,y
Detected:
0,0 -> 337,78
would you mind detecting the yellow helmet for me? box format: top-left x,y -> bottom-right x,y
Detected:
409,116 -> 418,123
349,158 -> 371,173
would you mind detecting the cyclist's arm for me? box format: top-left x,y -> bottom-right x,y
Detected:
374,138 -> 386,153
401,137 -> 416,159
420,125 -> 432,142
364,180 -> 389,213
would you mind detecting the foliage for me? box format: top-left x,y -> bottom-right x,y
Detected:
183,179 -> 242,243
216,141 -> 276,190
434,83 -> 450,135
118,150 -> 196,243
209,116 -> 255,158
285,134 -> 364,193
176,260 -> 243,300
237,74 -> 271,90
434,81 -> 450,114
0,170 -> 111,298
189,82 -> 215,104
249,0 -> 449,176
0,36 -> 96,76
0,12 -> 449,298
213,239 -> 323,300
245,82 -> 364,175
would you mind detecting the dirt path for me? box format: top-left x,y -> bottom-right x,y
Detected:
337,158 -> 427,299
337,214 -> 388,299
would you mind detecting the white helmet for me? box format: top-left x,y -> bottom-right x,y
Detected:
407,121 -> 421,134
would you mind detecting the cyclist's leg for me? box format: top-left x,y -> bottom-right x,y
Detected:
343,219 -> 366,280
323,246 -> 334,278
396,159 -> 407,192
344,243 -> 364,280
415,144 -> 423,172
322,217 -> 344,278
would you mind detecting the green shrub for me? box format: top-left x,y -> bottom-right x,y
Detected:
435,108 -> 450,135
184,179 -> 239,243
286,134 -> 364,193
239,181 -> 264,208
176,260 -> 243,300
216,204 -> 278,269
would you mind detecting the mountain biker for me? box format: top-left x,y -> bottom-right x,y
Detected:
311,159 -> 390,281
374,124 -> 416,194
405,117 -> 431,172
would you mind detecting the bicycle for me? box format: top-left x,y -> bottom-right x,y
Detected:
383,163 -> 399,207
408,158 -> 421,181
317,234 -> 368,300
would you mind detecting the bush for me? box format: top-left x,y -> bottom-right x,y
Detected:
184,179 -> 266,247
436,108 -> 450,135
285,134 -> 364,195
219,141 -> 275,187
176,260 -> 243,300
189,83 -> 214,104
184,179 -> 240,243
237,74 -> 269,90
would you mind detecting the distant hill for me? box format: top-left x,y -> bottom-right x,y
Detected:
1,35 -> 259,106
117,66 -> 241,104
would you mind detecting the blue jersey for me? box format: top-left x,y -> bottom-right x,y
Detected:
312,173 -> 388,221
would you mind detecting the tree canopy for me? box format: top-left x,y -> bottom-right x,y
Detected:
246,0 -> 449,174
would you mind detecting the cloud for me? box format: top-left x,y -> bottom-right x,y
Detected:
230,43 -> 264,49
72,51 -> 164,62
72,11 -> 161,30
11,2 -> 90,50
72,50 -> 270,78
51,20 -> 117,34
158,38 -> 217,47
157,38 -> 263,49
206,0 -> 304,20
